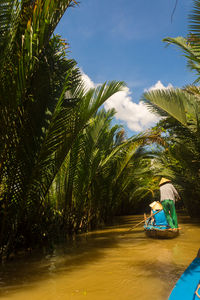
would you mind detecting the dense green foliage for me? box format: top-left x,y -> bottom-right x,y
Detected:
0,0 -> 160,258
49,111 -> 163,233
0,0 -> 127,257
142,0 -> 200,217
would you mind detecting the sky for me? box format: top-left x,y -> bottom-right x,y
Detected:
56,0 -> 196,136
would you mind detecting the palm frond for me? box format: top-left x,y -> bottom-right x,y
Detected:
142,88 -> 200,126
163,36 -> 200,79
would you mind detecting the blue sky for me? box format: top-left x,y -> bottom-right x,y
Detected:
56,0 -> 195,136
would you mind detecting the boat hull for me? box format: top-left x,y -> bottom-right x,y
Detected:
169,250 -> 200,299
144,226 -> 179,239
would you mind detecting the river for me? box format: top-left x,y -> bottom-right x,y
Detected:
0,214 -> 199,300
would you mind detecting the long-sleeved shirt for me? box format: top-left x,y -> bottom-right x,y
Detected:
160,182 -> 179,203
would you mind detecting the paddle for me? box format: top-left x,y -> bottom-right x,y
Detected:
121,209 -> 161,235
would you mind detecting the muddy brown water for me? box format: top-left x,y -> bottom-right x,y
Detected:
0,214 -> 199,300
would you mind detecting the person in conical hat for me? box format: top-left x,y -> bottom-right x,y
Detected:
149,201 -> 163,211
159,177 -> 171,186
149,201 -> 168,227
159,177 -> 180,229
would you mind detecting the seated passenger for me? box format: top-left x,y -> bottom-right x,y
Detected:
149,201 -> 169,227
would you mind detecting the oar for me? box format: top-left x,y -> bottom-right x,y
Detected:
121,210 -> 161,235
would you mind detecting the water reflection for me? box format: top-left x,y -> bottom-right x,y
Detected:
0,214 -> 199,300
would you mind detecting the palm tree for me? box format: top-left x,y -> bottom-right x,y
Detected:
0,0 -> 81,256
141,0 -> 200,216
0,1 -> 125,256
50,109 -> 165,232
50,108 -> 125,231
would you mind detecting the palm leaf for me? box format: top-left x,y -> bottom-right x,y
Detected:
142,88 -> 199,126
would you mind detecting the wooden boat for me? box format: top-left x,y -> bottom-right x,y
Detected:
169,249 -> 200,299
143,212 -> 179,239
144,224 -> 179,239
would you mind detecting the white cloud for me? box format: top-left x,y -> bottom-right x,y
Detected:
80,73 -> 172,133
104,80 -> 173,132
81,71 -> 96,90
147,80 -> 173,92
104,87 -> 160,132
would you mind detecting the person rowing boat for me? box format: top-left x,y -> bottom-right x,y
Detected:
159,177 -> 180,231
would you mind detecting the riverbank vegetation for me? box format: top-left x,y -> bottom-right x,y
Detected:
143,0 -> 200,217
1,0 -> 200,259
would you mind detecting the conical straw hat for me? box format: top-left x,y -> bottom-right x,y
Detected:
159,177 -> 171,186
149,201 -> 163,210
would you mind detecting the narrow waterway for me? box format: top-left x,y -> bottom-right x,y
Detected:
0,214 -> 199,300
